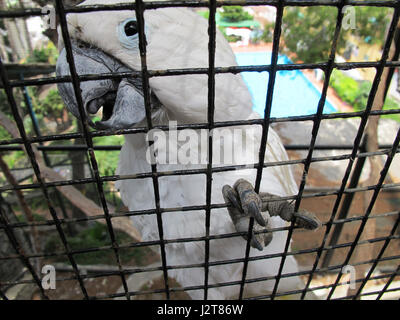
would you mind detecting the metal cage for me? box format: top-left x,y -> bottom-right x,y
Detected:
0,0 -> 399,300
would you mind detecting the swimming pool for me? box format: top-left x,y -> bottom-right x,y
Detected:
234,51 -> 337,118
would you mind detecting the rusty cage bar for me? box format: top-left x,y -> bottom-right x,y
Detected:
0,0 -> 399,300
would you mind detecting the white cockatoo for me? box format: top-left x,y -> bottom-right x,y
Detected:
56,0 -> 320,299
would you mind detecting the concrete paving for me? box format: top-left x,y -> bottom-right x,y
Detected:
273,118 -> 400,184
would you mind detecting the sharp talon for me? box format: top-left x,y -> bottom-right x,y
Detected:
264,231 -> 273,247
222,185 -> 241,210
293,211 -> 321,230
222,179 -> 278,251
248,201 -> 266,227
251,234 -> 264,251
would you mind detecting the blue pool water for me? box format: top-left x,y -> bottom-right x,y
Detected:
234,52 -> 337,117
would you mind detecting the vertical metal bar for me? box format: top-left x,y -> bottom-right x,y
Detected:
302,4 -> 400,301
20,74 -> 73,234
0,0 -> 398,301
54,0 -> 130,300
238,0 -> 285,300
383,24 -> 400,100
0,54 -> 89,300
323,20 -> 399,270
204,0 -> 217,300
376,264 -> 400,300
321,144 -> 366,270
0,288 -> 8,300
20,75 -> 50,164
0,194 -> 48,299
353,209 -> 400,299
328,126 -> 400,299
274,1 -> 346,300
326,7 -> 400,299
134,0 -> 170,299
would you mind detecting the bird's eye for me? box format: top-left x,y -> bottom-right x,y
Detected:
118,18 -> 139,49
124,21 -> 137,37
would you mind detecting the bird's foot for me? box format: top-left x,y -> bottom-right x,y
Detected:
222,179 -> 272,250
222,179 -> 321,251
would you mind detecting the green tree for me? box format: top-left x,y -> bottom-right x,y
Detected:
329,69 -> 400,122
280,6 -> 345,63
30,88 -> 72,132
220,6 -> 253,22
354,7 -> 391,45
26,42 -> 59,64
275,6 -> 391,63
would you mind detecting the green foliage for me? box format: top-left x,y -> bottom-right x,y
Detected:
220,6 -> 253,22
281,7 -> 343,63
0,87 -> 22,119
261,22 -> 274,43
329,69 -> 400,122
353,7 -> 391,45
329,69 -> 360,105
17,213 -> 46,223
197,9 -> 254,43
2,151 -> 25,169
0,127 -> 11,141
33,88 -> 64,120
226,34 -> 242,43
382,97 -> 400,122
45,222 -> 150,265
280,6 -> 391,63
25,42 -> 59,64
93,135 -> 125,177
329,70 -> 371,111
28,87 -> 73,133
0,96 -> 12,140
197,10 -> 209,20
353,80 -> 372,112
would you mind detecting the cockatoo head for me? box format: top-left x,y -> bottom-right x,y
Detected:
56,0 -> 253,128
56,0 -> 152,129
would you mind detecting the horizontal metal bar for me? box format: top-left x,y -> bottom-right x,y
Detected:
3,254 -> 398,290
2,107 -> 400,148
2,237 -> 399,290
1,216 -> 398,263
0,110 -> 380,147
20,264 -> 399,300
0,0 -> 399,301
0,143 -> 397,152
1,145 -> 399,193
1,201 -> 398,237
0,0 -> 398,19
4,60 -> 400,90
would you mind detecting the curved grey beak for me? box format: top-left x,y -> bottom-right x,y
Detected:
56,40 -> 146,130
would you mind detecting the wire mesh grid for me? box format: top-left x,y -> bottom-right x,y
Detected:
0,0 -> 399,300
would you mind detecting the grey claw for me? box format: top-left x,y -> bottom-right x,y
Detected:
251,235 -> 264,251
253,225 -> 273,251
248,201 -> 266,227
222,179 -> 271,251
239,222 -> 265,252
263,231 -> 273,247
234,179 -> 265,226
293,210 -> 322,230
222,185 -> 241,210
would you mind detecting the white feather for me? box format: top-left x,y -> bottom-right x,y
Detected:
66,1 -> 304,299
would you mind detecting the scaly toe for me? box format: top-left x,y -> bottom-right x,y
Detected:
234,179 -> 265,226
293,210 -> 321,230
